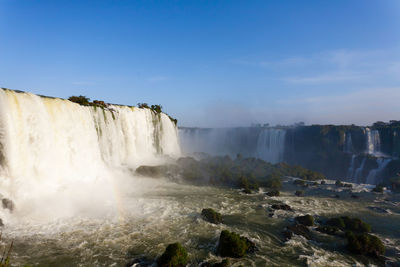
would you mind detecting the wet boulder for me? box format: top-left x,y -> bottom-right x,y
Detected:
201,259 -> 230,267
2,198 -> 14,212
295,190 -> 304,197
266,190 -> 280,197
295,215 -> 314,226
271,204 -> 292,211
346,232 -> 385,257
283,224 -> 311,240
217,230 -> 256,258
201,208 -> 222,224
157,243 -> 188,267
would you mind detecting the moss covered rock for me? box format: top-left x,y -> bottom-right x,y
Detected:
295,215 -> 314,226
217,230 -> 256,258
346,232 -> 385,257
201,208 -> 222,224
157,243 -> 188,267
271,204 -> 292,211
327,216 -> 371,233
266,190 -> 280,197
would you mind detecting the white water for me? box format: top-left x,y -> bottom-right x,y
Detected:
347,154 -> 356,181
0,89 -> 180,221
256,128 -> 286,164
366,127 -> 381,155
366,158 -> 392,185
353,157 -> 367,183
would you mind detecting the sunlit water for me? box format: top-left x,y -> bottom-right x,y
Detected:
1,177 -> 399,267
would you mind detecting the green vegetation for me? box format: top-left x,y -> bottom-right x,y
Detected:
157,243 -> 188,267
201,208 -> 222,224
217,230 -> 255,258
136,155 -> 325,192
372,184 -> 384,193
266,190 -> 280,197
295,215 -> 314,226
68,95 -> 90,106
346,232 -> 385,257
326,216 -> 371,233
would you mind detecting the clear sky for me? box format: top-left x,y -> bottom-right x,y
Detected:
1,0 -> 400,127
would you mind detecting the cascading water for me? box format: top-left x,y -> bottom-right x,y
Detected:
0,89 -> 180,220
365,127 -> 381,155
256,128 -> 286,164
365,158 -> 392,185
347,154 -> 356,181
344,132 -> 353,153
353,157 -> 367,183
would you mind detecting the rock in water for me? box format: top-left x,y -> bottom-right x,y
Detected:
266,190 -> 280,197
346,232 -> 385,257
201,208 -> 222,224
295,215 -> 314,226
271,204 -> 292,211
2,198 -> 14,212
217,230 -> 256,258
157,243 -> 188,267
283,224 -> 312,240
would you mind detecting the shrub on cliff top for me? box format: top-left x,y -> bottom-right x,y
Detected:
68,95 -> 90,106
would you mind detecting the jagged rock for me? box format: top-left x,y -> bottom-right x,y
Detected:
271,204 -> 292,211
283,224 -> 311,240
295,215 -> 314,226
217,230 -> 256,258
2,198 -> 14,212
157,243 -> 188,267
201,208 -> 222,224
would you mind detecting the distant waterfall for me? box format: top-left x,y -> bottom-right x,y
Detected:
366,128 -> 381,155
347,154 -> 356,180
344,132 -> 353,153
353,157 -> 367,182
366,158 -> 392,184
256,128 -> 286,164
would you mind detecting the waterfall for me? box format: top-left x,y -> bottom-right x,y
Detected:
0,89 -> 180,214
347,154 -> 356,181
365,158 -> 392,185
365,128 -> 381,155
256,128 -> 286,164
344,132 -> 353,153
354,157 -> 367,182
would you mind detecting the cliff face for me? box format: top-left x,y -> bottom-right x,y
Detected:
179,124 -> 400,184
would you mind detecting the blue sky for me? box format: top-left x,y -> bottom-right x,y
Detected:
1,0 -> 400,127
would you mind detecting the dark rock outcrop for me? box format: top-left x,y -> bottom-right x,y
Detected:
217,230 -> 256,258
157,243 -> 188,267
201,208 -> 222,224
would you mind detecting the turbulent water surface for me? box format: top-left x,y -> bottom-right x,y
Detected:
0,177 -> 399,267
